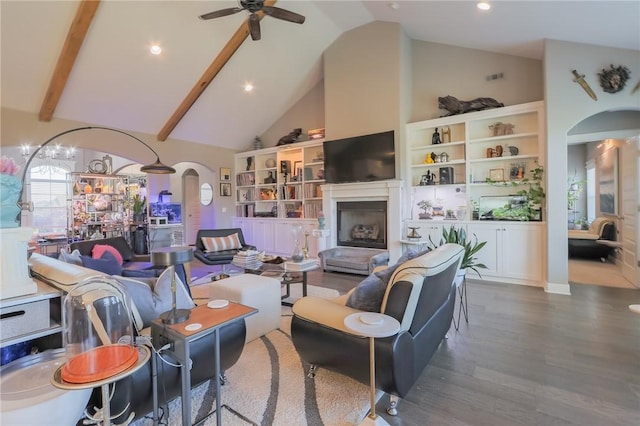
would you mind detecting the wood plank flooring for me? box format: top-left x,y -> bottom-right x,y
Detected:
191,262 -> 640,425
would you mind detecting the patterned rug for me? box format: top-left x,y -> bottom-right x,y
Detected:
133,288 -> 380,426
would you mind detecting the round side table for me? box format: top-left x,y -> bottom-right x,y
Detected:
51,346 -> 150,426
344,312 -> 400,425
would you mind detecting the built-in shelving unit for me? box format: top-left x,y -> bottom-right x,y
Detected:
406,101 -> 545,217
234,140 -> 325,219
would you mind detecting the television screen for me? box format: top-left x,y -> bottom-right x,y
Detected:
323,130 -> 395,184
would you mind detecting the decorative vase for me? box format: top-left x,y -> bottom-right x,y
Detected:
291,240 -> 304,262
317,216 -> 325,230
0,173 -> 22,228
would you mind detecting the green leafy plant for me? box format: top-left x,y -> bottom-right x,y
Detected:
428,225 -> 487,277
132,194 -> 146,215
486,164 -> 545,221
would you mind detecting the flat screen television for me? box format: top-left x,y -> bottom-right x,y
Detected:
323,130 -> 395,184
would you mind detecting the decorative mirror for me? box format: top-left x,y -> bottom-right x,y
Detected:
200,183 -> 213,206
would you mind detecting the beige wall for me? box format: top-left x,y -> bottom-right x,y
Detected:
544,39 -> 640,293
260,80 -> 325,148
410,40 -> 543,122
323,21 -> 403,141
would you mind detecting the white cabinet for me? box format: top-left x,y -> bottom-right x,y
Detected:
232,218 -> 319,258
404,220 -> 454,246
467,222 -> 543,284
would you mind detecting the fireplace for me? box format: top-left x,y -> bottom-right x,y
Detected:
321,180 -> 403,263
337,201 -> 387,249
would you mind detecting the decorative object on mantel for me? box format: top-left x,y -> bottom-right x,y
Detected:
438,95 -> 504,116
276,128 -> 302,146
571,69 -> 598,100
317,211 -> 325,230
598,64 -> 630,94
308,128 -> 325,140
407,226 -> 421,241
631,80 -> 640,95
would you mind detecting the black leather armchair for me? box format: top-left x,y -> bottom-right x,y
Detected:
291,244 -> 464,415
193,228 -> 256,268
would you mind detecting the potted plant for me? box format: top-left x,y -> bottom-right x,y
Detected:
428,225 -> 487,282
417,200 -> 433,219
132,194 -> 146,222
486,163 -> 545,221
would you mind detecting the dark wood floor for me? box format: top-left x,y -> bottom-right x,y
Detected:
192,264 -> 640,425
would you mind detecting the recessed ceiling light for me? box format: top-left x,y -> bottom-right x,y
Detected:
477,2 -> 491,11
244,83 -> 254,92
388,2 -> 399,10
150,45 -> 162,55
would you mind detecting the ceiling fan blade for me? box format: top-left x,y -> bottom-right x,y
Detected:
262,6 -> 305,24
199,7 -> 243,20
248,13 -> 261,41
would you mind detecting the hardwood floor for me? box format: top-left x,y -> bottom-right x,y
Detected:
191,263 -> 640,425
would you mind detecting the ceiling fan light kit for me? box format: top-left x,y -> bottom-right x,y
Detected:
199,0 -> 305,41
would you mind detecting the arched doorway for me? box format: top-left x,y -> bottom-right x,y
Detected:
183,169 -> 201,246
565,110 -> 639,288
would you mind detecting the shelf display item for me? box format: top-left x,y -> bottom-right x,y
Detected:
61,276 -> 136,384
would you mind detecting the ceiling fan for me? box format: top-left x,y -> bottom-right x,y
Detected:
199,0 -> 305,41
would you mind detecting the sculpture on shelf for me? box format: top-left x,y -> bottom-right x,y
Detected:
438,95 -> 504,116
277,128 -> 303,146
432,128 -> 441,144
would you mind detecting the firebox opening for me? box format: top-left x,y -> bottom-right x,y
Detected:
337,201 -> 387,249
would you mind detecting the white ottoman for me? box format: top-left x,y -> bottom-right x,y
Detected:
209,274 -> 281,342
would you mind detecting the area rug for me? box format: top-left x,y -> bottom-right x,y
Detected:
133,313 -> 379,426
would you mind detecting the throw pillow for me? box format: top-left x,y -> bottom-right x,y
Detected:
114,268 -> 195,328
345,273 -> 386,312
81,251 -> 123,275
346,249 -> 429,312
58,248 -> 82,265
92,244 -> 124,265
201,234 -> 242,252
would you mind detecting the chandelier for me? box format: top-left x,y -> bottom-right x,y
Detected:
21,143 -> 76,161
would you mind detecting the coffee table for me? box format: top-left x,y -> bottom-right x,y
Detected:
236,257 -> 319,306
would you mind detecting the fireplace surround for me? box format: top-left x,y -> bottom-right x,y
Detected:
321,180 -> 403,262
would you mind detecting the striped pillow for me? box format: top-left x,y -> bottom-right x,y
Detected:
202,234 -> 242,252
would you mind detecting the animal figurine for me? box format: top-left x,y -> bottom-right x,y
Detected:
438,95 -> 504,116
277,128 -> 303,146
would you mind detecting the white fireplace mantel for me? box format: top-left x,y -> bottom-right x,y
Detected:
321,180 -> 403,262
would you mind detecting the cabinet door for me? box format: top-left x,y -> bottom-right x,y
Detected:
273,220 -> 297,256
467,223 -> 501,278
501,224 -> 542,281
232,218 -> 253,245
251,220 -> 274,253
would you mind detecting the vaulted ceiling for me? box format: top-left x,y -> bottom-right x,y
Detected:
2,1 -> 638,151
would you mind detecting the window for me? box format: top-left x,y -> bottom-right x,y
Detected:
26,164 -> 71,234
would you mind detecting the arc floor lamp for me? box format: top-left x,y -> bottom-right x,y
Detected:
18,126 -> 176,221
